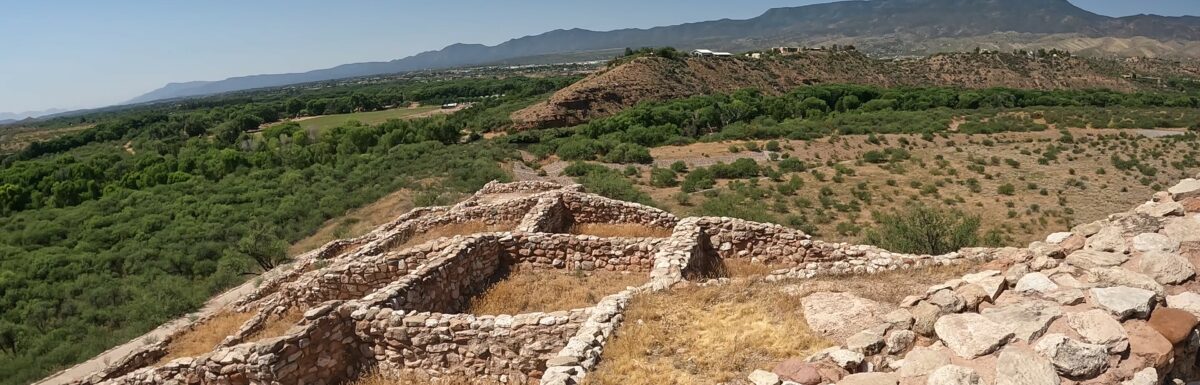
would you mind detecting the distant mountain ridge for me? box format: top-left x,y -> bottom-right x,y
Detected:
0,108 -> 68,122
127,0 -> 1200,104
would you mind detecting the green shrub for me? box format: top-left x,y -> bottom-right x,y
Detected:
650,167 -> 678,187
603,143 -> 653,164
865,205 -> 993,255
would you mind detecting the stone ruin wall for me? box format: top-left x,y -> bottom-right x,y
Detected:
74,178 -> 1200,385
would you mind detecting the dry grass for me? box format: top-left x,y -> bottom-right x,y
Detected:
584,262 -> 980,385
718,259 -> 790,278
246,309 -> 304,343
156,311 -> 254,364
583,280 -> 831,385
347,369 -> 501,385
394,221 -> 515,251
467,270 -> 646,315
569,223 -> 673,238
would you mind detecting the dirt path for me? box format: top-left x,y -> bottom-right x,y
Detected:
34,277 -> 264,385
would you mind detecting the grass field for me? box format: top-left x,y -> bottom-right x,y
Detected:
0,124 -> 92,154
289,106 -> 443,131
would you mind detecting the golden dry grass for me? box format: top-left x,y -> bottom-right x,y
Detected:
347,369 -> 501,385
394,221 -> 515,251
583,280 -> 831,385
467,270 -> 646,315
156,311 -> 255,364
245,309 -> 304,343
584,262 -> 980,385
289,188 -> 417,255
718,259 -> 789,278
569,223 -> 673,238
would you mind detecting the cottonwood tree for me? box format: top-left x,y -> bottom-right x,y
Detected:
237,224 -> 289,272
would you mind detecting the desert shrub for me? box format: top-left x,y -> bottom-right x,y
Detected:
670,161 -> 688,173
709,158 -> 760,179
865,205 -> 992,255
650,168 -> 678,187
680,168 -> 716,193
603,143 -> 653,164
997,183 -> 1016,195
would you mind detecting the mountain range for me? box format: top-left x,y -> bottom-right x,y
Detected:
125,0 -> 1200,105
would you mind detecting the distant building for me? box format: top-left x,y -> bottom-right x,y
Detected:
441,103 -> 458,109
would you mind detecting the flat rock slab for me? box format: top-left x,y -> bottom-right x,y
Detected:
934,313 -> 1015,358
1138,251 -> 1195,285
802,292 -> 886,341
836,372 -> 898,385
1132,233 -> 1180,253
1067,309 -> 1129,353
1163,216 -> 1200,243
996,347 -> 1061,385
1147,307 -> 1198,344
1166,292 -> 1200,318
927,365 -> 983,385
1015,272 -> 1059,295
1066,250 -> 1128,270
981,300 -> 1062,342
1168,178 -> 1200,200
1091,286 -> 1156,320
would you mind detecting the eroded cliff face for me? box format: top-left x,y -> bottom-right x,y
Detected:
510,52 -> 1200,130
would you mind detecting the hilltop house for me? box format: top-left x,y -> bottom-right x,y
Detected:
691,49 -> 732,57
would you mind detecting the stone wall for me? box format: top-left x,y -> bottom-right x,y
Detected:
354,308 -> 591,383
500,233 -> 665,272
560,192 -> 679,229
363,235 -> 504,314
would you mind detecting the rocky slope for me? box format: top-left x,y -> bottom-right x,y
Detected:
510,51 -> 1200,130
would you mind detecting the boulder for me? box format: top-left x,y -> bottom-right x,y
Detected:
1138,251 -> 1196,285
1124,321 -> 1175,369
1046,288 -> 1085,306
1085,226 -> 1128,254
1046,232 -> 1073,244
926,365 -> 983,385
845,325 -> 888,355
911,302 -> 944,336
1120,367 -> 1157,385
1131,233 -> 1180,253
996,347 -> 1061,385
772,359 -> 822,385
1015,272 -> 1059,295
928,289 -> 966,313
1147,307 -> 1198,344
961,271 -> 1005,301
898,347 -> 951,378
885,330 -> 916,355
802,292 -> 885,340
1136,201 -> 1185,217
749,369 -> 782,385
883,309 -> 915,330
836,372 -> 898,385
1090,286 -> 1156,320
1065,250 -> 1128,270
934,313 -> 1015,358
1168,178 -> 1200,200
827,349 -> 865,370
1163,216 -> 1200,243
1034,334 -> 1109,378
981,300 -> 1062,342
1166,292 -> 1200,318
1066,309 -> 1129,353
1087,268 -> 1165,299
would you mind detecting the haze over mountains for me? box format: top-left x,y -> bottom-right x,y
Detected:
112,0 -> 1200,105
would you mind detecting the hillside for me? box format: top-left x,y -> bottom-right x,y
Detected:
126,0 -> 1200,104
511,51 -> 1200,129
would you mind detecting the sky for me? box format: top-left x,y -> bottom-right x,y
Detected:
1,0 -> 1198,115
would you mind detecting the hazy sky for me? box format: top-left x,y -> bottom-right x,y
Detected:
1,0 -> 1197,114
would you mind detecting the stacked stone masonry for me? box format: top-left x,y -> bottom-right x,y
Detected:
65,178 -> 1200,385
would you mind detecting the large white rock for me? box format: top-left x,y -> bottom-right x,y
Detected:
1066,309 -> 1129,353
1131,233 -> 1180,253
927,365 -> 983,385
1034,333 -> 1109,378
1046,232 -> 1073,244
802,292 -> 884,340
1015,272 -> 1059,295
981,300 -> 1062,342
898,346 -> 952,378
1163,215 -> 1200,243
934,313 -> 1014,358
1066,250 -> 1129,270
996,347 -> 1061,385
1090,286 -> 1156,320
749,369 -> 781,385
1168,178 -> 1200,200
1138,250 -> 1196,285
961,270 -> 1005,301
1167,292 -> 1200,318
1085,226 -> 1128,254
1087,268 -> 1165,298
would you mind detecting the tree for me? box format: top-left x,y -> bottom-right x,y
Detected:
865,205 -> 985,255
237,223 -> 288,272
